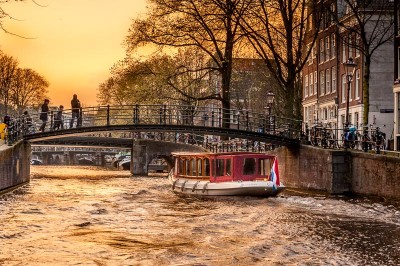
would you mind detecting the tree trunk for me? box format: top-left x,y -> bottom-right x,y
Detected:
363,56 -> 371,126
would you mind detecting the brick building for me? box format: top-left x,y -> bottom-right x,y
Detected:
303,0 -> 394,140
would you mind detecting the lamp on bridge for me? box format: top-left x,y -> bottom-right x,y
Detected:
343,57 -> 357,149
264,91 -> 275,133
265,91 -> 275,116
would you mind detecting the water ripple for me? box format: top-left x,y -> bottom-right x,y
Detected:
0,166 -> 398,265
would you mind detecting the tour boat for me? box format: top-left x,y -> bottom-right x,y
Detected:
169,152 -> 284,197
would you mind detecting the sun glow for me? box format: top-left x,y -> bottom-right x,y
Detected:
0,0 -> 147,108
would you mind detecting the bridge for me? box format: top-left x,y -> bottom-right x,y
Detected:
3,104 -> 302,174
12,104 -> 302,147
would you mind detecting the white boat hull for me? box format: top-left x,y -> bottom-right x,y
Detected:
169,172 -> 284,197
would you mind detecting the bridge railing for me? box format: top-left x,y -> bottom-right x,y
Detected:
5,104 -> 303,145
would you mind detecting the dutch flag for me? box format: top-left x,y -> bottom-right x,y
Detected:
270,158 -> 280,190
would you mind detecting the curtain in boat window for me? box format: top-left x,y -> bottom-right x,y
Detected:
258,158 -> 272,176
204,158 -> 210,176
197,159 -> 202,176
191,159 -> 196,176
179,159 -> 184,175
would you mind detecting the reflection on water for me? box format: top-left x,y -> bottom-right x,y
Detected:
0,166 -> 399,265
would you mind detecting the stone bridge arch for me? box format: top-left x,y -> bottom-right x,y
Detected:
131,140 -> 206,175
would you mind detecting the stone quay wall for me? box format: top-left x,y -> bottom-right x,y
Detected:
0,141 -> 31,193
274,145 -> 400,199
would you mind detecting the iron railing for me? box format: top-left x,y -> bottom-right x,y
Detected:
2,104 -> 303,145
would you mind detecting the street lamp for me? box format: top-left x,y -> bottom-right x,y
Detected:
343,57 -> 357,149
265,91 -> 275,116
264,91 -> 275,133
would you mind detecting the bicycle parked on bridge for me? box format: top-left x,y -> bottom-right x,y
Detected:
309,123 -> 337,149
361,125 -> 386,154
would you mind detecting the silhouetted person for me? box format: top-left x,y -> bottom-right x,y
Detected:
39,99 -> 50,132
53,105 -> 64,130
69,94 -> 81,128
23,110 -> 33,133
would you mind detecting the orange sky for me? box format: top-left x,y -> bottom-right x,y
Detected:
0,0 -> 147,108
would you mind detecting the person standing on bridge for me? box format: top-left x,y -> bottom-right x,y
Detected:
39,99 -> 50,132
69,94 -> 81,128
53,105 -> 64,130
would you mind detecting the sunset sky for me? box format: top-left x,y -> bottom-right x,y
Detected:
0,0 -> 147,107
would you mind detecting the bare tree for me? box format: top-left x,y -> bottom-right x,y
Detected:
125,0 -> 251,128
165,48 -> 216,105
0,52 -> 18,114
11,68 -> 49,114
332,0 -> 395,125
239,0 -> 321,119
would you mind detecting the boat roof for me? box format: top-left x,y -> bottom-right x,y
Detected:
171,151 -> 275,158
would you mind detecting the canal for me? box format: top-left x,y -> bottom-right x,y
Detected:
0,166 -> 399,265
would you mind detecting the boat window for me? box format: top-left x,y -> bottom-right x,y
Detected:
259,158 -> 271,176
191,159 -> 196,176
179,159 -> 184,174
243,158 -> 256,175
204,158 -> 210,176
197,159 -> 203,176
185,159 -> 190,175
215,159 -> 225,177
226,159 -> 232,176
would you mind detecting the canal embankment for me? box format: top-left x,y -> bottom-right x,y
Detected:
2,140 -> 400,200
0,140 -> 31,193
275,145 -> 400,200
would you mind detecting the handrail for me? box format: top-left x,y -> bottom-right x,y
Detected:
2,104 -> 303,147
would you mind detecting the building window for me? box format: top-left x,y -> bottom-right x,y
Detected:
397,94 -> 400,133
326,68 -> 331,94
348,34 -> 353,59
341,114 -> 345,128
309,73 -> 313,95
345,2 -> 351,15
320,38 -> 325,63
331,33 -> 336,59
398,47 -> 400,79
356,36 -> 361,58
355,112 -> 359,128
342,37 -> 347,62
305,75 -> 309,97
304,107 -> 308,123
342,74 -> 346,103
330,4 -> 336,27
349,78 -> 352,101
332,66 -> 336,92
307,43 -> 312,65
355,69 -> 360,99
320,70 -> 325,95
314,71 -> 317,95
312,43 -> 317,59
325,36 -> 330,60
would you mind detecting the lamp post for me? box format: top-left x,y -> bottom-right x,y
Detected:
265,91 -> 275,133
343,57 -> 357,149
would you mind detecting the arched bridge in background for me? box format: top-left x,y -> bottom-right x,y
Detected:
16,104 -> 302,148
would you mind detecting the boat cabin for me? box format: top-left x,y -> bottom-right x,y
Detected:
172,152 -> 276,183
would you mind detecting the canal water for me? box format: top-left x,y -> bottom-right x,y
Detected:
0,166 -> 399,266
